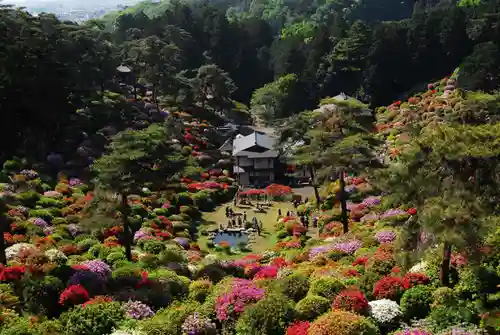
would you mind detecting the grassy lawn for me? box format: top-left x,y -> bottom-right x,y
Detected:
196,201 -> 295,258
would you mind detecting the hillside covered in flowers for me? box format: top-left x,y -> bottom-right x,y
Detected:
0,68 -> 499,335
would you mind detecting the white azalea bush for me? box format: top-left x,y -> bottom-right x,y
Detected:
409,261 -> 427,273
368,299 -> 402,325
45,248 -> 68,264
5,243 -> 36,262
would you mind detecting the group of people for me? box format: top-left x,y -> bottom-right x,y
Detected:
277,197 -> 318,230
224,206 -> 262,235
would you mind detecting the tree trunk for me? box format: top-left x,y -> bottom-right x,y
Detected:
440,241 -> 452,287
308,166 -> 321,208
120,194 -> 133,261
339,169 -> 349,234
100,81 -> 105,101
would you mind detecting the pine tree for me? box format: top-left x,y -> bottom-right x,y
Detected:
374,123 -> 500,286
91,119 -> 187,260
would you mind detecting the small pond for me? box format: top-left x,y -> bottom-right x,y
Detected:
214,231 -> 249,247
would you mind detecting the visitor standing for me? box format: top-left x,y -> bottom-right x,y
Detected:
286,211 -> 290,217
278,208 -> 282,216
243,211 -> 247,222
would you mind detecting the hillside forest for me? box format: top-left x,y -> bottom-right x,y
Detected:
0,0 -> 500,335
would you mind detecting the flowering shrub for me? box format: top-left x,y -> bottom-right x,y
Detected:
61,301 -> 124,334
403,272 -> 430,289
235,293 -> 295,335
0,265 -> 26,281
181,312 -> 216,335
215,278 -> 264,321
393,329 -> 432,335
333,240 -> 363,254
123,300 -> 155,319
188,279 -> 213,303
254,265 -> 279,280
81,260 -> 111,278
332,290 -> 369,314
308,310 -> 379,335
375,230 -> 396,244
280,273 -> 310,301
286,321 -> 310,335
400,285 -> 433,319
368,299 -> 402,325
294,295 -> 330,320
59,285 -> 89,307
82,295 -> 113,307
373,276 -> 405,300
353,256 -> 369,267
309,277 -> 346,301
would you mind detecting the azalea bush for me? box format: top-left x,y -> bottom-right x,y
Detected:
235,293 -> 295,335
332,290 -> 369,314
400,285 -> 433,320
214,278 -> 264,321
308,310 -> 379,335
294,294 -> 330,320
309,277 -> 346,301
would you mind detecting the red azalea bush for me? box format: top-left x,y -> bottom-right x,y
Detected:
271,257 -> 288,268
403,272 -> 430,289
344,269 -> 361,277
266,184 -> 293,197
373,276 -> 405,300
352,257 -> 369,267
286,321 -> 310,335
82,295 -> 113,307
332,290 -> 369,314
59,284 -> 89,307
0,265 -> 26,282
254,265 -> 279,280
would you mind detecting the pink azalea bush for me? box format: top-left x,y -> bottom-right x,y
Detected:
215,278 -> 265,321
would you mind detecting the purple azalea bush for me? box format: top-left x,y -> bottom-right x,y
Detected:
362,196 -> 381,207
69,178 -> 82,186
215,278 -> 265,321
123,300 -> 154,320
33,218 -> 49,228
182,312 -> 217,335
174,237 -> 190,249
361,213 -> 380,222
43,226 -> 56,235
81,260 -> 111,278
67,224 -> 81,237
375,230 -> 397,244
309,244 -> 337,258
333,239 -> 362,254
134,230 -> 149,241
381,208 -> 407,219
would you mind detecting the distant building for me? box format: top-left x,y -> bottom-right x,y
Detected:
220,131 -> 279,186
322,92 -> 373,117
